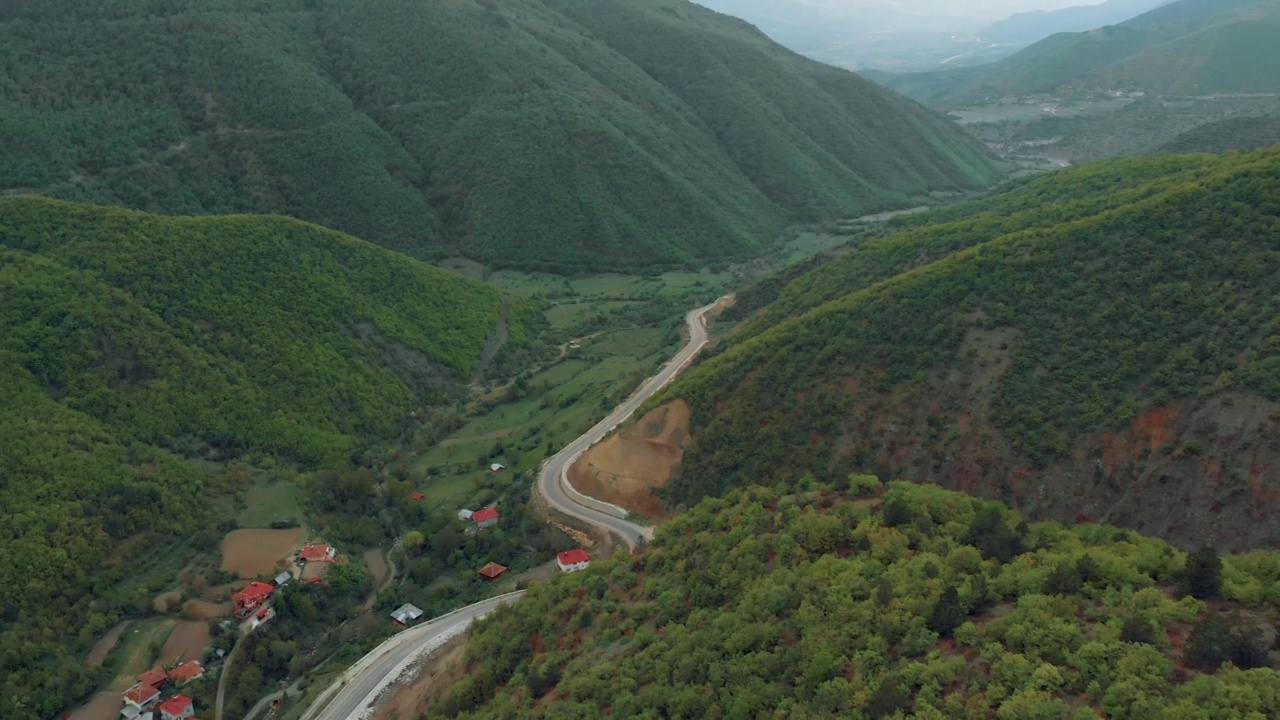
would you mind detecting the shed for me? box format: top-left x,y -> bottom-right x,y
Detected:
274,571 -> 292,587
478,562 -> 509,580
489,463 -> 505,472
390,603 -> 425,625
457,508 -> 474,521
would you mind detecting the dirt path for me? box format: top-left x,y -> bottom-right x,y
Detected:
85,621 -> 130,667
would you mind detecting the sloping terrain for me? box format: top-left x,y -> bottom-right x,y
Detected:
431,482 -> 1280,719
0,0 -> 1000,271
1157,114 -> 1280,153
978,0 -> 1170,44
876,0 -> 1280,108
0,196 -> 534,719
659,147 -> 1280,552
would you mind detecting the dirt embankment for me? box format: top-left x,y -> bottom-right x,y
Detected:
374,633 -> 470,720
568,399 -> 691,519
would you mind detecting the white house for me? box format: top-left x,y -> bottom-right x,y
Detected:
556,548 -> 591,573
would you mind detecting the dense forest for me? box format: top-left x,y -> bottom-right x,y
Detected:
0,0 -> 1001,271
0,197 -> 534,718
433,480 -> 1280,719
873,0 -> 1280,109
660,147 -> 1280,552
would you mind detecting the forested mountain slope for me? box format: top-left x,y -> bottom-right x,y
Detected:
660,147 -> 1280,552
1157,115 -> 1280,153
0,197 -> 534,718
876,0 -> 1280,108
434,482 -> 1280,719
0,0 -> 1000,271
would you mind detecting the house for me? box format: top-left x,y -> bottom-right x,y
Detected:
472,507 -> 499,529
122,683 -> 159,709
137,666 -> 168,691
157,693 -> 194,720
232,581 -> 275,618
299,544 -> 336,563
457,508 -> 474,521
556,549 -> 591,573
390,603 -> 424,625
167,661 -> 205,684
410,492 -> 426,501
489,463 -> 505,472
478,562 -> 508,580
273,571 -> 292,587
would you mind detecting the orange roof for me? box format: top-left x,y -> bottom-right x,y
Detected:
478,562 -> 508,579
410,492 -> 425,501
233,581 -> 275,603
137,665 -> 167,688
168,661 -> 205,683
299,544 -> 333,563
123,683 -> 159,705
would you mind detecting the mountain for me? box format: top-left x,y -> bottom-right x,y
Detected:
0,0 -> 1001,272
430,481 -> 1280,719
875,0 -> 1280,108
0,196 -> 536,718
1157,113 -> 1280,152
656,147 -> 1280,553
978,0 -> 1170,44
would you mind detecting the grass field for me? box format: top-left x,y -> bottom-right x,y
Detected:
106,618 -> 175,690
237,482 -> 305,529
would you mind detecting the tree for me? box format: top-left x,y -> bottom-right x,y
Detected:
927,587 -> 965,638
1185,615 -> 1230,670
404,530 -> 425,554
1182,547 -> 1222,600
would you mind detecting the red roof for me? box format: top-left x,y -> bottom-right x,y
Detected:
557,549 -> 591,566
123,683 -> 159,705
472,507 -> 499,523
234,581 -> 275,602
158,693 -> 194,716
409,492 -> 425,501
167,661 -> 205,683
299,544 -> 333,563
478,562 -> 508,579
138,665 -> 168,688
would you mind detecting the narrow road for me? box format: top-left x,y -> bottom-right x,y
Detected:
301,592 -> 524,720
536,298 -> 725,550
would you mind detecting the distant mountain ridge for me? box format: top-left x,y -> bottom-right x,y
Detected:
0,0 -> 1001,271
874,0 -> 1280,108
978,0 -> 1170,44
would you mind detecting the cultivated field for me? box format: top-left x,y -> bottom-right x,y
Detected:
220,527 -> 303,578
160,620 -> 210,665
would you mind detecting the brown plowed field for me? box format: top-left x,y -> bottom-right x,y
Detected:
160,620 -> 210,665
568,399 -> 690,518
220,527 -> 303,578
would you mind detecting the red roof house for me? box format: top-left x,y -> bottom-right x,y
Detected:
556,549 -> 591,573
472,507 -> 499,529
137,665 -> 169,690
122,683 -> 160,708
478,562 -> 508,580
158,693 -> 195,720
232,581 -> 275,618
299,544 -> 336,563
167,661 -> 205,684
409,492 -> 426,501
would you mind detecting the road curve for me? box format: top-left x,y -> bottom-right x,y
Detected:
302,592 -> 524,720
537,298 -> 725,550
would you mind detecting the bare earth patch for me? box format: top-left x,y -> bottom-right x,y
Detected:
220,527 -> 303,578
568,399 -> 691,518
153,590 -> 183,614
365,549 -> 389,588
85,621 -> 129,667
301,562 -> 331,581
160,620 -> 210,665
67,691 -> 123,720
374,633 -> 469,720
183,599 -> 232,619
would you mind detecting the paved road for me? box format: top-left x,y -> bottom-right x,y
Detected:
536,298 -> 724,550
302,592 -> 524,720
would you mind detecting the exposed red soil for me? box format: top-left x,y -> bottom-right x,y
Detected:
568,399 -> 692,518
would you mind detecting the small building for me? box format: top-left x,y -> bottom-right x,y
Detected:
489,463 -> 505,472
457,508 -> 474,522
122,683 -> 160,709
137,666 -> 168,691
157,693 -> 194,720
478,562 -> 508,580
410,492 -> 426,501
167,661 -> 205,684
232,581 -> 275,618
299,544 -> 336,563
390,603 -> 424,625
472,507 -> 499,529
274,571 -> 292,587
556,549 -> 591,573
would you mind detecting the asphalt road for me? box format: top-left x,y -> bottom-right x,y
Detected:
536,298 -> 723,550
302,592 -> 524,720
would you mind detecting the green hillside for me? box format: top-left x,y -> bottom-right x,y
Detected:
1158,114 -> 1280,152
0,197 -> 534,718
660,147 -> 1280,552
874,0 -> 1280,108
434,481 -> 1280,719
0,0 -> 1001,272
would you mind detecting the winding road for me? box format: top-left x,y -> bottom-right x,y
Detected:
297,298 -> 723,719
536,298 -> 723,550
